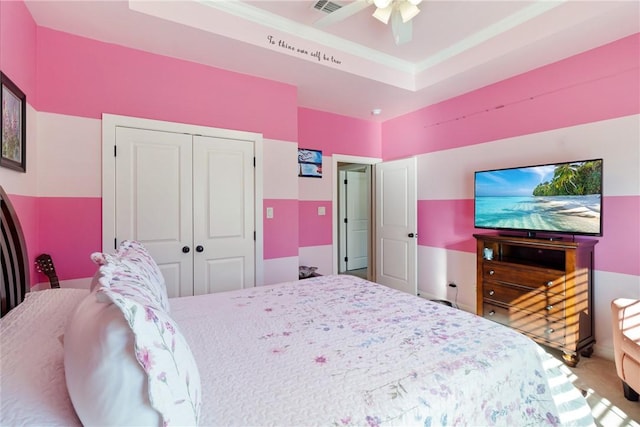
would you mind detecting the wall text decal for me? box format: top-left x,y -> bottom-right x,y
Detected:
267,35 -> 342,65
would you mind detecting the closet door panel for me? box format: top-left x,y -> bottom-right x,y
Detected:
115,127 -> 194,297
193,135 -> 255,295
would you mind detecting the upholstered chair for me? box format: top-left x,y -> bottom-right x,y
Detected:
611,298 -> 640,401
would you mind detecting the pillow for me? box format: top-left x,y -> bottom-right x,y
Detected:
91,240 -> 170,312
64,290 -> 160,426
65,289 -> 201,426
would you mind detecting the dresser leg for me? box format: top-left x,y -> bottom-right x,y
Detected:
580,345 -> 594,358
562,352 -> 579,367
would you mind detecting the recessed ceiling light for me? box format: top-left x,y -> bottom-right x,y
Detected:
371,108 -> 382,116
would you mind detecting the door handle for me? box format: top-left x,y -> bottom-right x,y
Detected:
408,233 -> 417,238
196,245 -> 204,253
182,246 -> 190,253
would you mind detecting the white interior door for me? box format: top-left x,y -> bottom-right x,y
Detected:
375,157 -> 417,295
192,136 -> 255,295
115,127 -> 194,297
345,170 -> 368,270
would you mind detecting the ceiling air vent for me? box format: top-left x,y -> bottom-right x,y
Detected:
313,0 -> 343,14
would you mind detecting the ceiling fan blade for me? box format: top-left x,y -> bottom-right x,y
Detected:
314,0 -> 370,28
391,11 -> 413,45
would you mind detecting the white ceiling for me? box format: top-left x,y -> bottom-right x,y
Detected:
25,0 -> 640,121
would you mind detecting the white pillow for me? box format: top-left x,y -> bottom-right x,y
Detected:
64,291 -> 161,426
65,289 -> 201,425
91,240 -> 170,312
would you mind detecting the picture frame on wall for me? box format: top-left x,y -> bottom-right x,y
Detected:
1,72 -> 26,172
298,148 -> 322,178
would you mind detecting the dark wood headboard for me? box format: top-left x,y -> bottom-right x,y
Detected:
0,185 -> 29,317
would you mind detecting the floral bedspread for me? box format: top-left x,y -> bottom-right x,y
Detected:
170,275 -> 594,426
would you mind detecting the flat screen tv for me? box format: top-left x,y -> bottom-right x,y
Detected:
474,159 -> 603,237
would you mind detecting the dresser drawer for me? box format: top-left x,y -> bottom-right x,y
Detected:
483,302 -> 566,346
483,263 -> 565,294
483,282 -> 565,320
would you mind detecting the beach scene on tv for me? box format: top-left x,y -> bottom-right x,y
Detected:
475,160 -> 602,234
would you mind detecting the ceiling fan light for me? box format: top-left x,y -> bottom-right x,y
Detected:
373,0 -> 392,9
372,6 -> 392,24
398,2 -> 420,23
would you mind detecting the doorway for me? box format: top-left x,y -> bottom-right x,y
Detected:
338,164 -> 371,280
332,154 -> 380,281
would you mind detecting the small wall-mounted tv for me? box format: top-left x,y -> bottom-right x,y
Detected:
474,159 -> 603,237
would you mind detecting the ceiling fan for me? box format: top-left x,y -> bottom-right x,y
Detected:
314,0 -> 423,45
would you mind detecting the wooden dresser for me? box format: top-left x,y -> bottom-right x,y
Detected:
474,233 -> 597,366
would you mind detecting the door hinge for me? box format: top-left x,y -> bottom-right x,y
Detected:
344,218 -> 348,223
344,256 -> 348,262
114,238 -> 117,249
114,145 -> 117,157
344,179 -> 347,185
253,157 -> 256,167
253,231 -> 256,241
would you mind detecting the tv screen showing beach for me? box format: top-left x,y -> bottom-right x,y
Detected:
474,159 -> 602,235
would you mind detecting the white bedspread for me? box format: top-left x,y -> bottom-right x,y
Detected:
0,288 -> 87,426
170,275 -> 594,426
0,276 -> 593,426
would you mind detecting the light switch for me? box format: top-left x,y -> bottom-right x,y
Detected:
318,206 -> 326,216
266,207 -> 274,219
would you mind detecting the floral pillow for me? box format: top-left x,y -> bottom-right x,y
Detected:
99,286 -> 201,425
65,287 -> 201,426
91,240 -> 170,312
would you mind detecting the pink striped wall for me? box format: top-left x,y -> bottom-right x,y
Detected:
0,1 -> 37,99
383,34 -> 640,160
0,1 -> 38,285
298,108 -> 381,157
296,109 -> 381,256
37,197 -> 102,280
263,199 -> 299,259
385,34 -> 640,277
299,201 -> 333,247
35,27 -> 298,143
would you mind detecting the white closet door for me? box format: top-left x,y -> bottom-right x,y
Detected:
192,135 -> 255,295
115,127 -> 194,297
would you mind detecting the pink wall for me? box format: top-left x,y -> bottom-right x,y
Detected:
383,34 -> 639,160
36,197 -> 102,281
298,108 -> 381,157
2,12 -> 303,284
0,1 -> 37,99
263,199 -> 299,259
36,28 -> 298,142
0,1 -> 39,285
299,201 -> 333,247
296,108 -> 382,255
385,34 -> 640,277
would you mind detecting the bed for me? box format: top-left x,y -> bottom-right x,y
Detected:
0,186 -> 594,426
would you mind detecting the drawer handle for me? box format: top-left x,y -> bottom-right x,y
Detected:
546,328 -> 555,334
489,290 -> 495,296
489,270 -> 495,276
488,310 -> 495,316
546,305 -> 553,311
546,281 -> 553,287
